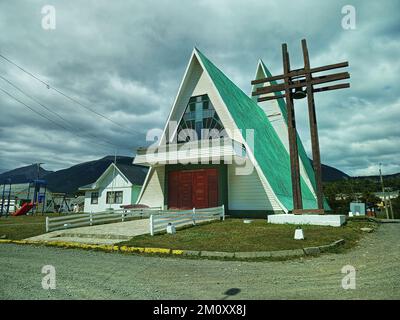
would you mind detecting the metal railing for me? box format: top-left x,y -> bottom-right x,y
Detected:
46,207 -> 161,232
149,205 -> 225,236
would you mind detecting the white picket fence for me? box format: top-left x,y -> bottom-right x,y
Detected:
149,205 -> 225,236
46,207 -> 161,232
0,199 -> 15,213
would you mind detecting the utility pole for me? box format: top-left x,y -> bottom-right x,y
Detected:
384,187 -> 394,219
379,163 -> 389,219
36,162 -> 44,180
32,162 -> 44,214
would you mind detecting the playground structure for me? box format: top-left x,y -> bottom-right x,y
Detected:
26,179 -> 48,215
0,181 -> 84,217
0,179 -> 12,216
0,179 -> 48,216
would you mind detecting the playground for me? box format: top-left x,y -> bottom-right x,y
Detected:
0,178 -> 78,239
1,179 -> 49,217
0,178 -> 83,218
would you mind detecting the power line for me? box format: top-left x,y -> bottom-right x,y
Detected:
0,86 -> 132,153
0,52 -> 142,137
0,74 -> 127,150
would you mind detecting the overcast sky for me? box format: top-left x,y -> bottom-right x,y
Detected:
0,0 -> 399,176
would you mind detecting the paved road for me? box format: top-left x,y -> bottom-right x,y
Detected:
1,224 -> 399,299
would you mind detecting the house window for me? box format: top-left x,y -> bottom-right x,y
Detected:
177,94 -> 225,142
91,192 -> 99,204
106,191 -> 123,204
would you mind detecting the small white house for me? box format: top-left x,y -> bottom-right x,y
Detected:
79,163 -> 147,213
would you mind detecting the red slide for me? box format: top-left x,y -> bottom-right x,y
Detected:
12,202 -> 34,216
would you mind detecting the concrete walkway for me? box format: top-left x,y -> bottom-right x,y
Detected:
27,219 -> 150,245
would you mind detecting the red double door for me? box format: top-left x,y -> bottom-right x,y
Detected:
168,169 -> 218,209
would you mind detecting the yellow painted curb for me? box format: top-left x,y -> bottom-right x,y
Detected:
144,247 -> 171,254
0,239 -> 181,256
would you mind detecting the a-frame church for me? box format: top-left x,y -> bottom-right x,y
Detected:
133,48 -> 329,217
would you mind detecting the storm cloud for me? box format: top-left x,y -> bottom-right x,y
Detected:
0,0 -> 399,176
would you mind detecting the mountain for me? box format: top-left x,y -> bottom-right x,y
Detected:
0,164 -> 53,184
0,156 -> 143,194
353,172 -> 400,180
321,163 -> 349,182
44,156 -> 137,194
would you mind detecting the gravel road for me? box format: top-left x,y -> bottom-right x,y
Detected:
1,223 -> 399,299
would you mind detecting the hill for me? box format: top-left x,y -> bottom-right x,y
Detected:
0,164 -> 53,184
320,163 -> 349,182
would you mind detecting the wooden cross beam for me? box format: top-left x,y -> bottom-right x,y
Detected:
252,39 -> 350,214
252,71 -> 350,96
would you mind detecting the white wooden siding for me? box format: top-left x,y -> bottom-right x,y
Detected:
228,163 -> 281,211
83,170 -> 133,213
137,166 -> 165,208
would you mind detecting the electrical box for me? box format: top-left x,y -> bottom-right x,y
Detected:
349,202 -> 366,216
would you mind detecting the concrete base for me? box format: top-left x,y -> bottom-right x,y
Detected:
268,214 -> 346,227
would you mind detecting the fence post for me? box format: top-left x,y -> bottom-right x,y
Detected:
192,207 -> 196,225
221,204 -> 225,221
90,212 -> 93,226
149,214 -> 154,236
45,216 -> 49,232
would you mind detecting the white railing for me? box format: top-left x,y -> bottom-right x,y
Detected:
0,199 -> 15,213
46,207 -> 161,232
149,205 -> 225,236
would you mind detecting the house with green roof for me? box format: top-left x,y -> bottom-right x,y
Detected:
133,48 -> 327,217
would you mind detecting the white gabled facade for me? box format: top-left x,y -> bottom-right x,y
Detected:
80,163 -> 142,213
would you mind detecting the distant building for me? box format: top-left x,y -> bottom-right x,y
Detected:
374,190 -> 399,201
79,163 -> 147,213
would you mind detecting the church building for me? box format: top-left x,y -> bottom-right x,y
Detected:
133,48 -> 328,217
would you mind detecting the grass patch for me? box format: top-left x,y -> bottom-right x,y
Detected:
0,213 -> 65,240
0,213 -> 145,240
119,218 -> 378,252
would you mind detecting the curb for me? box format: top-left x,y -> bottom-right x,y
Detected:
303,239 -> 345,255
0,238 -> 345,259
0,239 -> 184,256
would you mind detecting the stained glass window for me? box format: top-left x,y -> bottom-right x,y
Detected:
177,94 -> 224,142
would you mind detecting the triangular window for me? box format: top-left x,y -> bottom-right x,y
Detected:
177,94 -> 225,142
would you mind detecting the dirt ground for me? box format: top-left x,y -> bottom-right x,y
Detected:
0,223 -> 399,299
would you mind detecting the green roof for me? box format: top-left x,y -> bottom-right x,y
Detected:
196,49 -> 318,210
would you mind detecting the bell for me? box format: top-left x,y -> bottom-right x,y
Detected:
293,87 -> 307,99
